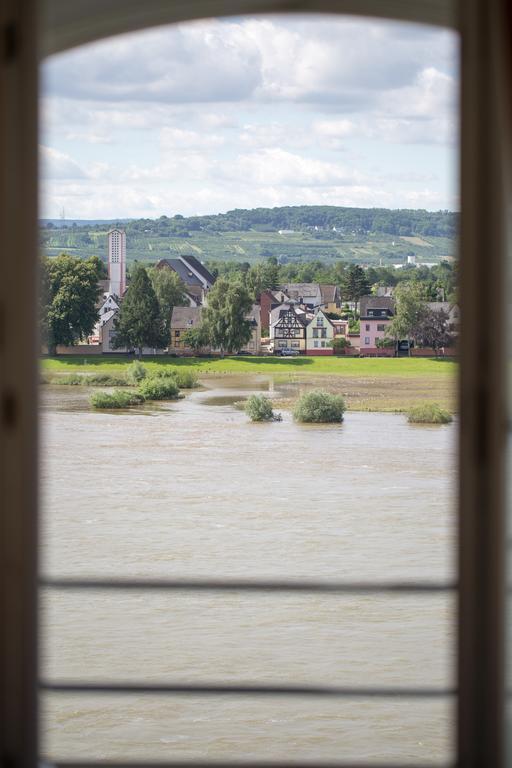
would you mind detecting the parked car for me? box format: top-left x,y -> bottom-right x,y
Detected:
280,348 -> 300,356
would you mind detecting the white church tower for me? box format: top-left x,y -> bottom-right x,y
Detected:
108,228 -> 126,297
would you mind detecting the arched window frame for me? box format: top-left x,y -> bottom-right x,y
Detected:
1,1 -> 511,765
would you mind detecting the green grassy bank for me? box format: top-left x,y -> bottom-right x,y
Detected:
42,354 -> 456,378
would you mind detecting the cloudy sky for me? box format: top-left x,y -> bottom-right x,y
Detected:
40,15 -> 459,219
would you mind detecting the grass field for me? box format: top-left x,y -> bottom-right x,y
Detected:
41,355 -> 458,412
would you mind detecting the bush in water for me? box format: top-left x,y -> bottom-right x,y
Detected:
138,377 -> 180,401
407,403 -> 452,424
293,390 -> 345,423
91,390 -> 145,409
245,394 -> 277,422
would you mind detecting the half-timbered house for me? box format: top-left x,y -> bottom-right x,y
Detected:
271,304 -> 308,353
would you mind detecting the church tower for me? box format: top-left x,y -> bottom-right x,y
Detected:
108,228 -> 126,297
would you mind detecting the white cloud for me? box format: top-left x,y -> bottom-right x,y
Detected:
39,145 -> 87,179
39,16 -> 459,218
63,131 -> 112,145
222,148 -> 365,187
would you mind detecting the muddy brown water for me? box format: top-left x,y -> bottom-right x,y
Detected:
40,376 -> 457,764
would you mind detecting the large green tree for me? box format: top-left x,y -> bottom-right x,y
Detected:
41,253 -> 103,354
387,281 -> 428,355
148,266 -> 187,338
340,265 -> 371,314
199,278 -> 253,357
416,307 -> 454,352
245,258 -> 280,298
113,265 -> 166,358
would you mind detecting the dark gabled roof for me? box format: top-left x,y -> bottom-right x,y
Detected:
282,283 -> 320,301
319,284 -> 339,304
158,258 -> 203,287
360,309 -> 393,320
277,307 -> 308,326
359,295 -> 395,318
180,254 -> 215,285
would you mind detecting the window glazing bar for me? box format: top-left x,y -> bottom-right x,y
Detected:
39,578 -> 456,594
39,682 -> 456,698
49,762 -> 456,768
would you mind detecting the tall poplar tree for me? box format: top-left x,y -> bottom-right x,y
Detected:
387,281 -> 428,355
340,265 -> 371,315
113,265 -> 166,358
148,267 -> 187,338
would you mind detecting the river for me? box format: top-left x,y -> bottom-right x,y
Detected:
40,376 -> 457,765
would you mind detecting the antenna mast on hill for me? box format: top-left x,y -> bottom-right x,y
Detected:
60,207 -> 65,222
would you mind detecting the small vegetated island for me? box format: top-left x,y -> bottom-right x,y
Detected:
407,402 -> 453,424
245,394 -> 281,422
89,362 -> 198,409
244,391 -> 345,424
293,391 -> 346,423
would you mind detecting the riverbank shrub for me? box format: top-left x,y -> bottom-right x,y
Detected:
407,403 -> 453,424
126,360 -> 147,384
174,369 -> 198,389
153,368 -> 198,388
59,372 -> 127,386
138,377 -> 180,400
59,373 -> 84,385
87,373 -> 127,386
293,390 -> 346,423
245,394 -> 277,422
91,390 -> 145,409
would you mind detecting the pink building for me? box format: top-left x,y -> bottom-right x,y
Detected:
358,297 -> 394,354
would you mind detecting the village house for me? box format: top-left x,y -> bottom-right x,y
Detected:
319,284 -> 341,313
330,318 -> 350,340
98,310 -> 121,353
169,304 -> 261,355
305,309 -> 334,355
358,295 -> 395,355
275,283 -> 322,308
169,306 -> 203,354
270,302 -> 308,353
89,292 -> 120,344
156,254 -> 215,305
244,304 -> 262,355
274,283 -> 340,313
258,288 -> 281,332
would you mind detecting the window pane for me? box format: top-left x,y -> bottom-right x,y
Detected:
39,13 -> 459,766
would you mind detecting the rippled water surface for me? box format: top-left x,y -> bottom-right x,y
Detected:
40,376 -> 457,764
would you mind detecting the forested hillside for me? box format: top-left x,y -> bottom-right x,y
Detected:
40,205 -> 457,265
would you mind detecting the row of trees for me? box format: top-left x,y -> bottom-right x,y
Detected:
111,206 -> 458,238
209,257 -> 457,305
114,272 -> 253,358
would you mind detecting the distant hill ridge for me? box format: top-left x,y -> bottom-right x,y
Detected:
41,205 -> 457,238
